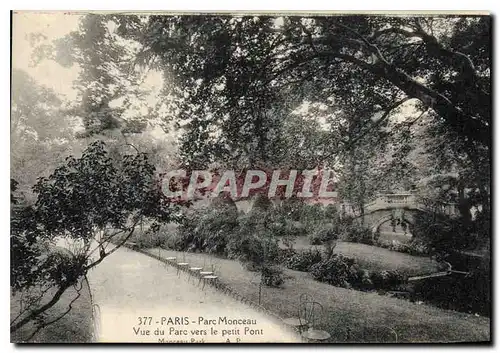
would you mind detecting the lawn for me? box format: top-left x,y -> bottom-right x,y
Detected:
10,278 -> 94,343
285,237 -> 441,276
144,247 -> 490,343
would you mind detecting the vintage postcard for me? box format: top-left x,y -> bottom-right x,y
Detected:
10,11 -> 491,343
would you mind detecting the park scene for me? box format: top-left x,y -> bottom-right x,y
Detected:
10,12 -> 491,343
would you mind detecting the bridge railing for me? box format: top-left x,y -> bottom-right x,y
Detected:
339,192 -> 458,217
364,193 -> 417,211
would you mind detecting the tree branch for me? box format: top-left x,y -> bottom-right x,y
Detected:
11,283 -> 71,333
371,25 -> 477,77
317,46 -> 489,147
344,97 -> 413,151
371,27 -> 421,41
25,281 -> 83,342
83,218 -> 140,271
10,285 -> 53,327
84,227 -> 128,262
333,21 -> 390,65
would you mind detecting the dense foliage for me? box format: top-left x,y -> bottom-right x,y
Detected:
10,141 -> 182,335
175,205 -> 238,255
310,253 -> 359,287
132,15 -> 491,236
283,248 -> 323,272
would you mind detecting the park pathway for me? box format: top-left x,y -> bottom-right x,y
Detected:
86,246 -> 302,343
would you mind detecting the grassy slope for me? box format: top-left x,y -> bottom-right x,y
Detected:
146,247 -> 490,343
287,237 -> 440,276
10,278 -> 93,343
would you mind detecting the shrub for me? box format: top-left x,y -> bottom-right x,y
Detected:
252,194 -> 273,212
164,231 -> 182,250
285,248 -> 323,272
227,207 -> 285,286
175,204 -> 238,255
226,210 -> 279,267
369,270 -> 406,291
210,195 -> 238,214
261,265 -> 285,287
376,239 -> 430,256
174,211 -> 202,251
411,211 -> 485,254
227,232 -> 266,266
269,220 -> 304,247
323,204 -> 339,221
275,248 -> 298,264
309,223 -> 339,245
278,196 -> 305,221
134,228 -> 165,248
288,221 -> 306,237
268,221 -> 285,237
272,201 -> 331,240
299,203 -> 326,227
310,254 -> 359,288
130,223 -> 177,249
305,252 -> 407,291
352,268 -> 373,290
406,241 -> 429,256
341,223 -> 374,245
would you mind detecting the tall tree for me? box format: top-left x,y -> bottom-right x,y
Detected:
11,69 -> 80,202
34,14 -> 153,139
136,15 -> 490,151
11,141 -> 182,338
134,14 -> 490,218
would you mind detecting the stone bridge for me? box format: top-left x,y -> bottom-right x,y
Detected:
340,193 -> 458,236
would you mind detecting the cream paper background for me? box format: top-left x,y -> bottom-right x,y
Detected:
7,7 -> 497,349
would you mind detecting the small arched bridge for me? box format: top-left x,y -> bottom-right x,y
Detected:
340,193 -> 458,237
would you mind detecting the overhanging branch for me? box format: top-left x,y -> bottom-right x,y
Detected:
344,97 -> 413,151
83,218 -> 141,271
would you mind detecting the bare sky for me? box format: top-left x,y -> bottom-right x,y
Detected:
11,11 -> 170,139
12,11 -> 82,100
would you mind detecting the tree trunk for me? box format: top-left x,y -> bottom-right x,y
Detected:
457,186 -> 472,228
372,62 -> 490,149
11,283 -> 72,333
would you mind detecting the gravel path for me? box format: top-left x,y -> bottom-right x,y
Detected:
86,246 -> 302,343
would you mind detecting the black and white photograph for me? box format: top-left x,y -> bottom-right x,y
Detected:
9,11 -> 491,343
